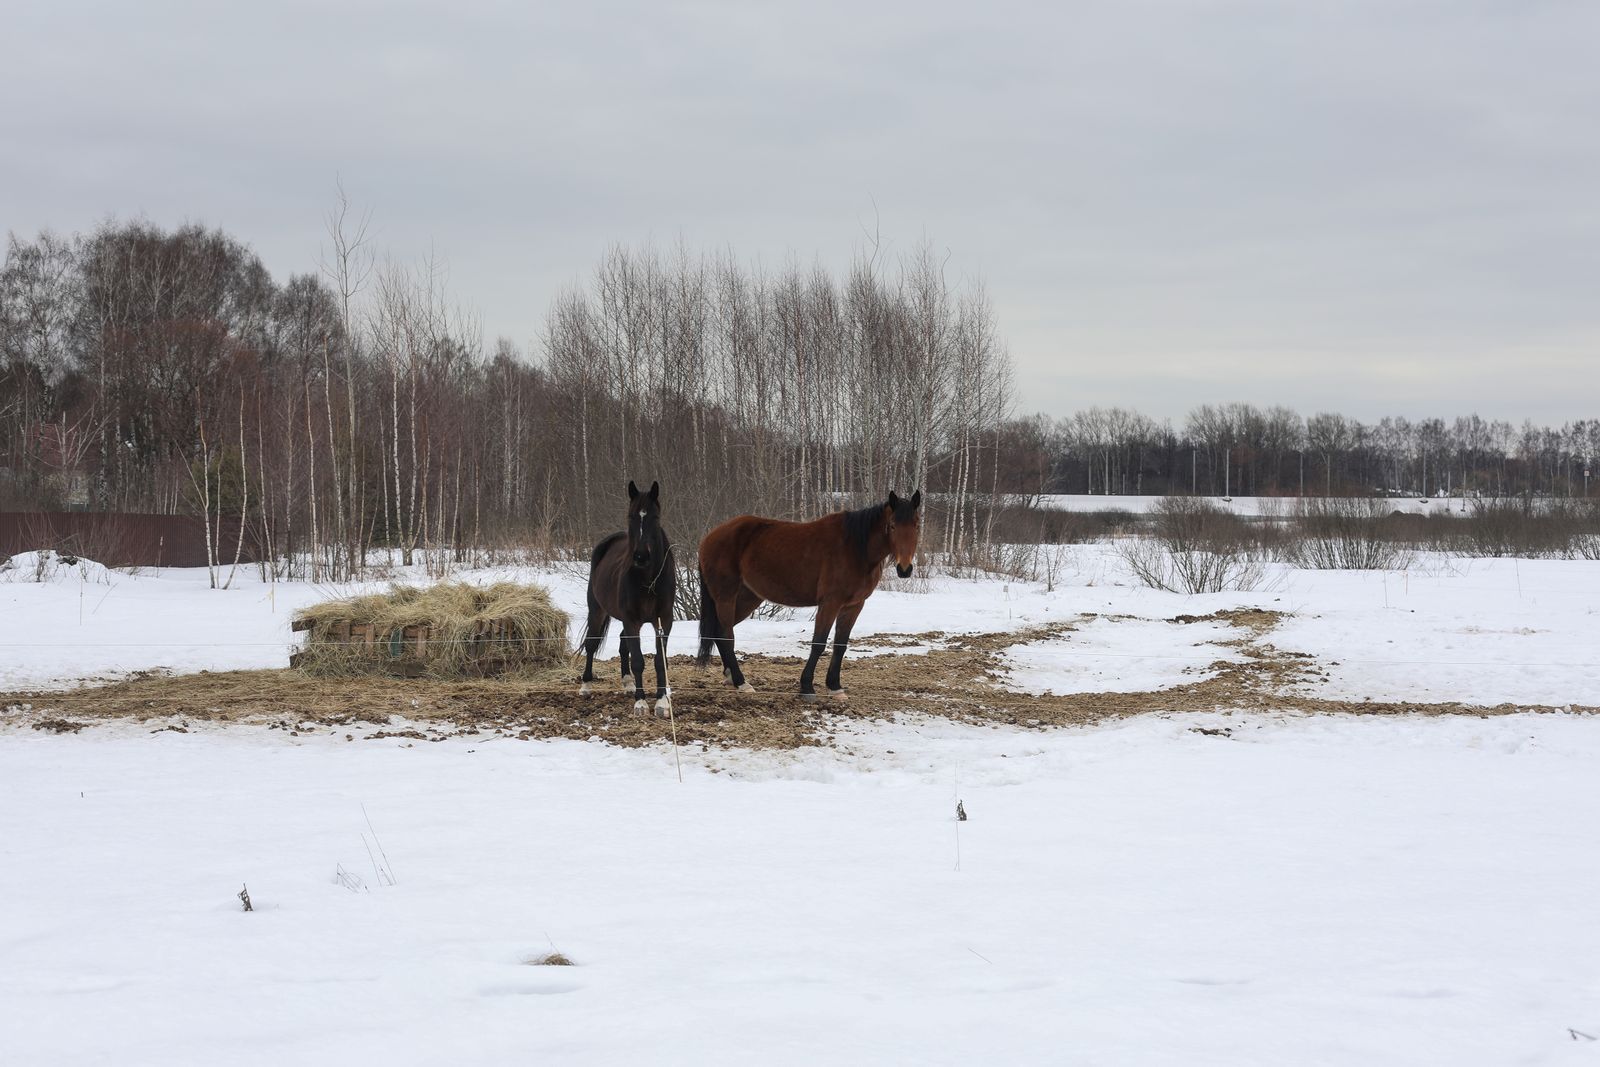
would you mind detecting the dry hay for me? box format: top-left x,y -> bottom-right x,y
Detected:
525,952 -> 575,967
5,608 -> 1592,750
292,581 -> 571,679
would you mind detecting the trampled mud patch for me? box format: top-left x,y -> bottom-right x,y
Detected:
3,610 -> 1593,748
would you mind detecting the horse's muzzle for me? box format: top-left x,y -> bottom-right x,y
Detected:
896,563 -> 914,578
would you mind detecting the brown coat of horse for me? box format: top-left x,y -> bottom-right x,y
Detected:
696,491 -> 921,700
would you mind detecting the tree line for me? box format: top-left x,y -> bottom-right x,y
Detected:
0,215 -> 1012,582
998,404 -> 1599,503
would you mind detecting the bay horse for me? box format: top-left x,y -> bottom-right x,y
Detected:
580,480 -> 676,717
695,490 -> 921,701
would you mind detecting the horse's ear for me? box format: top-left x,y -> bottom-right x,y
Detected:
887,490 -> 900,510
628,480 -> 639,500
648,481 -> 659,502
911,489 -> 922,510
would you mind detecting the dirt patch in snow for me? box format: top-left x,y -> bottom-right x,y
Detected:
3,610 -> 1593,748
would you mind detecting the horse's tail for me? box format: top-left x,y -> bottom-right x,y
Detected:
695,566 -> 718,667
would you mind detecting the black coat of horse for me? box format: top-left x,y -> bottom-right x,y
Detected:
581,480 -> 676,716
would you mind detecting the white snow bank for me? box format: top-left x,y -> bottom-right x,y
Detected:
1,549 -> 113,585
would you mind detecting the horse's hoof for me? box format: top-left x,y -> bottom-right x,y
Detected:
737,683 -> 755,694
578,682 -> 592,696
799,691 -> 819,704
654,696 -> 672,719
632,699 -> 649,716
829,689 -> 849,704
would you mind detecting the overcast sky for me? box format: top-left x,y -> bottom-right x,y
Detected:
5,1 -> 1598,425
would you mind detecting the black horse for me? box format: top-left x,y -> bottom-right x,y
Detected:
580,480 -> 676,717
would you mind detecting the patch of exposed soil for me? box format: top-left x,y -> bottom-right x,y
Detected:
3,611 -> 1593,748
30,717 -> 87,734
850,631 -> 949,650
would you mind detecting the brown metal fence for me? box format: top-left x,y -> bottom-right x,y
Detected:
0,512 -> 264,569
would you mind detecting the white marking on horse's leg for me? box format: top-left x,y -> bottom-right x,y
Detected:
633,698 -> 649,716
830,689 -> 849,704
738,682 -> 755,694
654,695 -> 672,719
579,682 -> 591,696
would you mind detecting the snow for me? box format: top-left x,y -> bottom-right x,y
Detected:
4,714 -> 1600,1065
1,550 -> 114,587
1001,615 -> 1246,694
3,546 -> 1599,1063
1272,559 -> 1600,706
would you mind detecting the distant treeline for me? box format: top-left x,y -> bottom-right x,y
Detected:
997,406 -> 1597,502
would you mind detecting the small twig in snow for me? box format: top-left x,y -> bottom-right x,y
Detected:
362,803 -> 398,885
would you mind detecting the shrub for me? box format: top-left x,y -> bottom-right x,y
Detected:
1117,497 -> 1266,593
1284,497 -> 1413,570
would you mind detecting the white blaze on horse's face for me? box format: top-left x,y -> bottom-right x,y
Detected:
626,480 -> 663,571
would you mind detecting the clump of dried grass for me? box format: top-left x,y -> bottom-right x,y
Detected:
293,581 -> 572,679
526,952 -> 575,966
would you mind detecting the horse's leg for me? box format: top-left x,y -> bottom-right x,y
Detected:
579,598 -> 605,696
798,601 -> 842,701
618,632 -> 633,691
713,595 -> 752,692
622,621 -> 648,713
824,601 -> 865,702
652,617 -> 672,717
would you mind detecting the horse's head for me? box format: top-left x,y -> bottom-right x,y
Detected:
885,489 -> 922,577
627,480 -> 666,573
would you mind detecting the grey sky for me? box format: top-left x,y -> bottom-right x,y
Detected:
6,1 -> 1598,424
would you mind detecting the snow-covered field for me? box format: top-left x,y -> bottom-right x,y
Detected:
4,546 -> 1600,1064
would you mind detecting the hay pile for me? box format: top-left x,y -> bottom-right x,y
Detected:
292,581 -> 572,679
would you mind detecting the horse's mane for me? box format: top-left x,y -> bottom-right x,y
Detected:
840,503 -> 884,563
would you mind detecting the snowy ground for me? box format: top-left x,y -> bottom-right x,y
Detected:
1000,615 -> 1246,695
4,546 -> 1600,1063
5,713 -> 1600,1065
